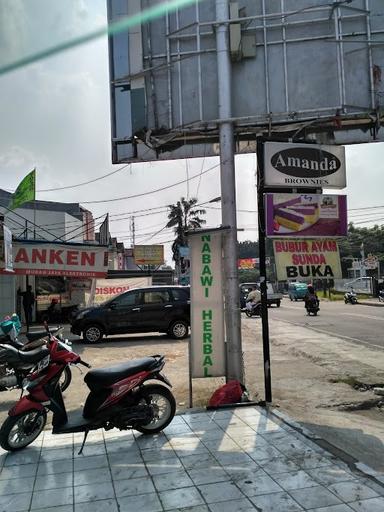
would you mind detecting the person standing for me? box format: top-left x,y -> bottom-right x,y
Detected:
19,285 -> 35,330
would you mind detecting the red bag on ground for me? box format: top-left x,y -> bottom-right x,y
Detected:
208,380 -> 243,407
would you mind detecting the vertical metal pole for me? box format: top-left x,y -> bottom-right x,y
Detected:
216,0 -> 243,383
256,139 -> 272,403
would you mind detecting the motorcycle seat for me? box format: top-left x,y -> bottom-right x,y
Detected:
18,346 -> 50,364
25,327 -> 60,342
85,357 -> 158,388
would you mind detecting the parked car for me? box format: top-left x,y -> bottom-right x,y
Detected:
288,282 -> 308,301
239,282 -> 283,309
70,286 -> 190,343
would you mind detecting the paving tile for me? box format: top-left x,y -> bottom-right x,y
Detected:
249,491 -> 305,512
208,497 -> 256,512
309,505 -> 355,512
118,492 -> 163,512
349,497 -> 384,511
31,487 -> 73,509
39,447 -> 73,462
0,475 -> 35,495
153,469 -> 194,491
159,487 -> 205,510
328,481 -> 379,502
141,447 -> 176,463
74,467 -> 111,487
214,451 -> 255,466
294,453 -> 334,470
31,506 -> 74,512
223,461 -> 263,481
36,459 -> 73,476
74,498 -> 119,512
146,457 -> 184,475
73,482 -> 115,504
171,507 -> 209,512
198,481 -> 245,504
196,430 -> 232,442
232,435 -> 269,451
0,462 -> 37,480
307,466 -> 356,486
273,469 -> 320,491
173,445 -> 210,458
136,433 -> 168,449
234,471 -> 283,497
246,444 -> 284,462
163,423 -> 193,435
188,466 -> 230,485
34,471 -> 73,490
114,475 -> 156,497
0,491 -> 32,512
203,438 -> 240,453
110,463 -> 148,480
290,486 -> 343,509
180,452 -> 219,470
4,449 -> 40,466
73,443 -> 106,457
258,456 -> 301,475
107,450 -> 143,466
105,440 -> 136,454
74,454 -> 109,471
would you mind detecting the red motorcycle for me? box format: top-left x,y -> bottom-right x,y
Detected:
0,325 -> 176,452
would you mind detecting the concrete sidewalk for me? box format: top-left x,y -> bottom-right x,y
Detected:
0,406 -> 383,512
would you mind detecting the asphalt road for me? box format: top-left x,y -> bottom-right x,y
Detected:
268,298 -> 384,350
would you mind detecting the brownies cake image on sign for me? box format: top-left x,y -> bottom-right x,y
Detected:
273,197 -> 319,232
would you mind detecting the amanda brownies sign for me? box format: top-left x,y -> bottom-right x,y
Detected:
264,142 -> 346,189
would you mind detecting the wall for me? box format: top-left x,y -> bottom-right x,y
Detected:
0,274 -> 16,321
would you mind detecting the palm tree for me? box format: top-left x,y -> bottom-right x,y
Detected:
166,197 -> 206,266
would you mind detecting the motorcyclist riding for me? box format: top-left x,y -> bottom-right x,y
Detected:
304,285 -> 319,314
246,285 -> 261,312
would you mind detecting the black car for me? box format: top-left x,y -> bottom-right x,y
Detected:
70,286 -> 190,343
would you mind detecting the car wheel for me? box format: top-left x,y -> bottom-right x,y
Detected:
169,320 -> 189,339
83,325 -> 103,343
276,300 -> 281,308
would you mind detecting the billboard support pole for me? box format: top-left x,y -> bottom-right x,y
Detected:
256,138 -> 272,404
216,0 -> 243,383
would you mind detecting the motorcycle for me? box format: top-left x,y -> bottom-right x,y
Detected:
344,288 -> 358,304
245,302 -> 261,317
0,325 -> 176,453
305,296 -> 320,316
378,290 -> 384,303
0,327 -> 72,392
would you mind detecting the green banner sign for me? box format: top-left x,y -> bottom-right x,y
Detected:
10,169 -> 36,210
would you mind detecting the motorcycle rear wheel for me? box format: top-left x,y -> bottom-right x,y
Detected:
0,409 -> 46,451
134,384 -> 176,435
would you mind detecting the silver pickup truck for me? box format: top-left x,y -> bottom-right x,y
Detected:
239,282 -> 283,308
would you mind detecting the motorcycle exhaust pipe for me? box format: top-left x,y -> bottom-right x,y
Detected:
0,374 -> 18,390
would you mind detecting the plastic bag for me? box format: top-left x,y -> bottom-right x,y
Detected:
208,380 -> 244,407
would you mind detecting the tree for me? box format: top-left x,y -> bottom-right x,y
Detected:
166,197 -> 206,266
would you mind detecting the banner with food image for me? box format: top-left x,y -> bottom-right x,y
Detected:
265,193 -> 347,238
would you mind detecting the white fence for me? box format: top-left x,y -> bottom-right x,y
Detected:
334,278 -> 373,294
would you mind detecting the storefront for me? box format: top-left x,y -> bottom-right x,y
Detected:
0,240 -> 108,324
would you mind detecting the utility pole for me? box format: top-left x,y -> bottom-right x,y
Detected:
131,216 -> 135,248
215,0 -> 243,383
360,242 -> 366,277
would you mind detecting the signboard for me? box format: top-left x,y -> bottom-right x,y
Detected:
108,1 -> 383,163
273,239 -> 342,281
266,193 -> 347,238
0,225 -> 13,272
364,254 -> 379,270
134,245 -> 164,266
238,257 -> 270,269
1,242 -> 108,277
264,143 -> 346,189
190,232 -> 225,378
93,277 -> 152,304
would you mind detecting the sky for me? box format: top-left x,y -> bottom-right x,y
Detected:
1,0 -> 384,265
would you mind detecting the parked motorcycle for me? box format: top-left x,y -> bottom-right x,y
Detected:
378,290 -> 384,302
0,325 -> 176,453
0,327 -> 71,392
245,302 -> 261,317
344,288 -> 358,304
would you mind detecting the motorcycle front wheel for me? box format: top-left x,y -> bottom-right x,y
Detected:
59,366 -> 72,392
0,409 -> 46,451
134,384 -> 176,435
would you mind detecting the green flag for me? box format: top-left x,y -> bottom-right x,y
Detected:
10,169 -> 36,210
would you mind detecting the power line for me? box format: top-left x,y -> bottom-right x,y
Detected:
80,161 -> 221,204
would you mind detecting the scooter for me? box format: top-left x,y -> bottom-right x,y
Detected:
0,327 -> 71,392
344,288 -> 358,304
0,325 -> 176,453
245,302 -> 261,317
305,296 -> 320,316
